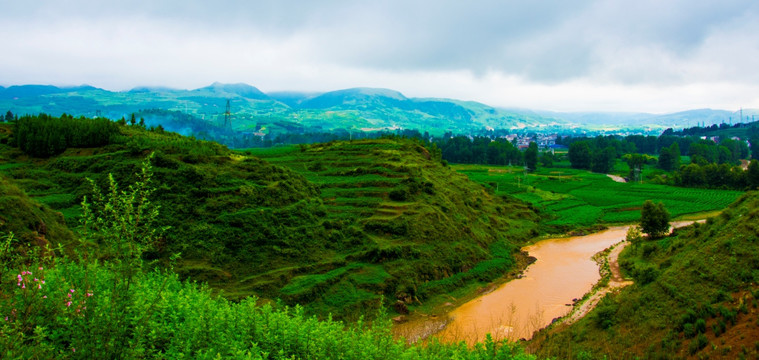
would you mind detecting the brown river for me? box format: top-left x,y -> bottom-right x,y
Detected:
394,221 -> 698,345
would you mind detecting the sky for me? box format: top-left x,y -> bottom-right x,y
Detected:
1,0 -> 758,113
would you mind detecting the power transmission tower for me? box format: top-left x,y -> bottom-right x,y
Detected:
223,99 -> 232,129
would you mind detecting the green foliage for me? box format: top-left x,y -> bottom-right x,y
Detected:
626,225 -> 643,249
455,163 -> 740,231
524,142 -> 538,171
535,191 -> 759,359
80,153 -> 163,266
12,113 -> 119,157
640,200 -> 670,238
591,146 -> 616,173
568,141 -> 592,170
0,255 -> 537,359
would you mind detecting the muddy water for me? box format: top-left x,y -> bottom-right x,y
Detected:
395,221 -> 697,345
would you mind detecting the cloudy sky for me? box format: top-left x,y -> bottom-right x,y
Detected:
1,0 -> 758,112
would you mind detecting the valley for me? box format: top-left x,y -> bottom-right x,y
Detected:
0,114 -> 757,359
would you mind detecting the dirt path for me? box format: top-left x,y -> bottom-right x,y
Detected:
564,241 -> 632,324
606,174 -> 627,183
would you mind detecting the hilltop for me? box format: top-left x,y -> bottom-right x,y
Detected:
0,116 -> 539,318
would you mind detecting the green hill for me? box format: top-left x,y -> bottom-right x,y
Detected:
0,116 -> 539,318
531,191 -> 759,359
0,84 -> 556,135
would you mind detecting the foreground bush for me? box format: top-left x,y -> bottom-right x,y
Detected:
0,253 -> 534,360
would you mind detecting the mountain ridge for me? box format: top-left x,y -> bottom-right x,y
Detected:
1,83 -> 754,133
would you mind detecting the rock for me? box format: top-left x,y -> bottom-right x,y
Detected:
442,302 -> 454,307
392,315 -> 407,323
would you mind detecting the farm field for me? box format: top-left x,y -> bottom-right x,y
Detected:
453,163 -> 743,230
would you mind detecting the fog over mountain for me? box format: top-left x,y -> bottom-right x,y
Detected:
1,1 -> 758,112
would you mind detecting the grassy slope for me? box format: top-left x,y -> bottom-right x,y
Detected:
454,163 -> 742,232
0,122 -> 539,319
248,140 -> 540,315
530,191 -> 759,359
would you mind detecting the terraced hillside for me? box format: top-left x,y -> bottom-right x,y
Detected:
0,117 -> 539,319
248,139 -> 540,315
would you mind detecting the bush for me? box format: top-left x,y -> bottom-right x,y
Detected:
388,188 -> 409,201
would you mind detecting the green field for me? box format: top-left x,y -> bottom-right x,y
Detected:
453,163 -> 743,230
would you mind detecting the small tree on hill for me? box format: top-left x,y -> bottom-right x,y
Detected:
748,159 -> 759,189
640,200 -> 670,239
525,141 -> 538,171
626,225 -> 643,249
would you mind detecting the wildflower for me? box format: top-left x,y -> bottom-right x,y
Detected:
43,296 -> 47,299
34,278 -> 38,282
70,289 -> 75,293
38,284 -> 41,289
21,284 -> 25,289
66,301 -> 72,307
68,293 -> 72,298
38,267 -> 43,270
86,292 -> 93,297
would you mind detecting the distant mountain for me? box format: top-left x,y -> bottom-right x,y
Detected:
0,84 -> 99,100
267,91 -> 321,108
193,82 -> 271,100
0,83 -> 555,133
0,82 -> 751,134
534,108 -> 753,130
297,87 -> 407,109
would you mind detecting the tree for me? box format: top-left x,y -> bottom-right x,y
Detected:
669,142 -> 681,169
525,141 -> 538,171
626,225 -> 643,249
658,146 -> 672,171
4,110 -> 12,122
640,200 -> 670,239
748,159 -> 759,189
569,141 -> 592,169
130,113 -> 137,126
591,146 -> 616,173
540,151 -> 554,167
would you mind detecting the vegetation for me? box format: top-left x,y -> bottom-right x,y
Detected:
531,191 -> 759,359
639,200 -> 670,238
0,163 -> 536,359
12,114 -> 119,157
0,115 -> 540,319
453,163 -> 741,232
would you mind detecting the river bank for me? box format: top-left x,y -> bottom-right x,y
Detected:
393,220 -> 704,345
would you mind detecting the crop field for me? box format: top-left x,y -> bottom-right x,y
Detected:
453,163 -> 743,229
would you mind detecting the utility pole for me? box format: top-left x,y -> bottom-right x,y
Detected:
223,100 -> 232,129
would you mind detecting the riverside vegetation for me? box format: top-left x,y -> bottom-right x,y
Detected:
530,190 -> 759,359
0,114 -> 755,359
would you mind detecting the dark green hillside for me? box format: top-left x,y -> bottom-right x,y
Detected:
0,117 -> 539,319
532,191 -> 759,359
0,175 -> 74,260
247,140 -> 540,315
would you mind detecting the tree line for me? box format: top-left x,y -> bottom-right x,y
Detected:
12,113 -> 121,157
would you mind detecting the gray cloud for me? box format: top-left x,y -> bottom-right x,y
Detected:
0,0 -> 757,111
